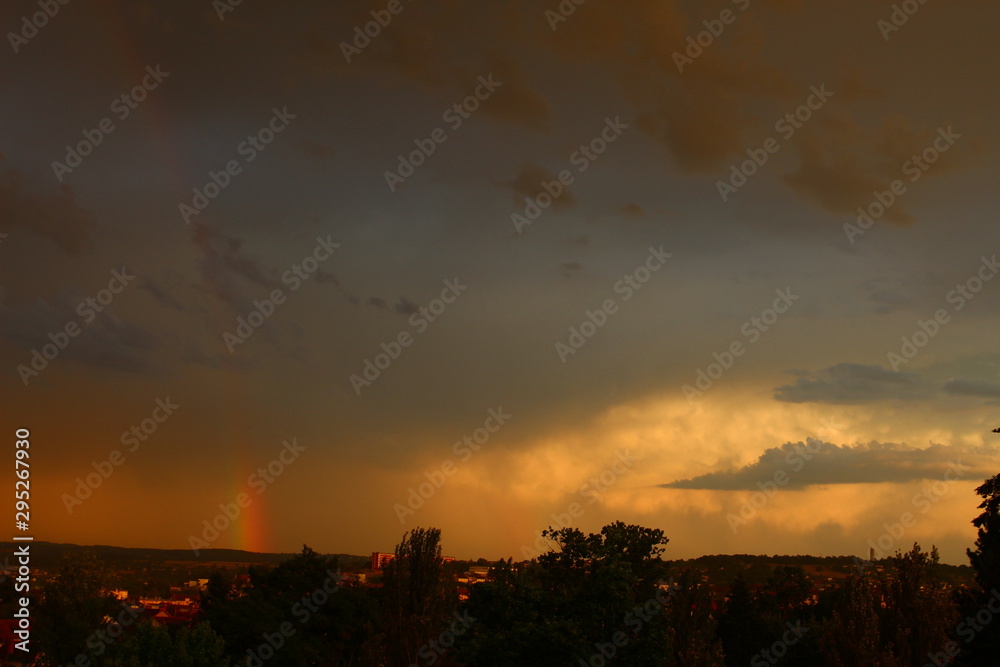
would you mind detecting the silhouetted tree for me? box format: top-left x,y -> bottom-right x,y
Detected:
822,544 -> 955,666
751,565 -> 825,665
960,471 -> 1000,664
717,572 -> 768,665
881,545 -> 956,664
35,550 -> 120,666
663,568 -> 725,666
967,473 -> 1000,595
822,569 -> 896,666
458,523 -> 675,666
202,545 -> 377,665
381,527 -> 456,665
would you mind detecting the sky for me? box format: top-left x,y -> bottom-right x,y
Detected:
2,0 -> 999,565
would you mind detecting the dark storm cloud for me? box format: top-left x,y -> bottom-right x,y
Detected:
856,273 -> 932,315
140,279 -> 186,312
0,290 -> 158,376
943,379 -> 1000,399
781,115 -> 966,225
313,271 -> 339,285
501,163 -> 577,210
191,223 -> 276,312
393,297 -> 419,316
305,3 -> 552,131
0,166 -> 94,256
773,364 -> 935,404
475,56 -> 551,132
9,0 -> 977,230
5,0 -> 1000,559
662,440 -> 1000,490
66,316 -> 159,375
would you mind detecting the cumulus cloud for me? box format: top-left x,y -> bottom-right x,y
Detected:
662,439 -> 999,490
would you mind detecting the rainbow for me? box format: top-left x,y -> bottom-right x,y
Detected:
90,2 -> 277,553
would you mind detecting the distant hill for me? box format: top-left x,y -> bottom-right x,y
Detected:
0,541 -> 369,571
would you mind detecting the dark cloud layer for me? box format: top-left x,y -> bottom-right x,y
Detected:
2,0 -> 998,559
943,379 -> 1000,399
0,290 -> 159,376
774,364 -> 935,404
775,364 -> 1000,406
663,440 -> 999,490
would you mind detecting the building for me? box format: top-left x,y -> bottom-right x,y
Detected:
371,552 -> 396,570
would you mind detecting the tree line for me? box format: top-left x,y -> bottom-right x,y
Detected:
20,471 -> 1000,666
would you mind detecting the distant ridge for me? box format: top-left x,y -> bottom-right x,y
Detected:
0,541 -> 368,570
